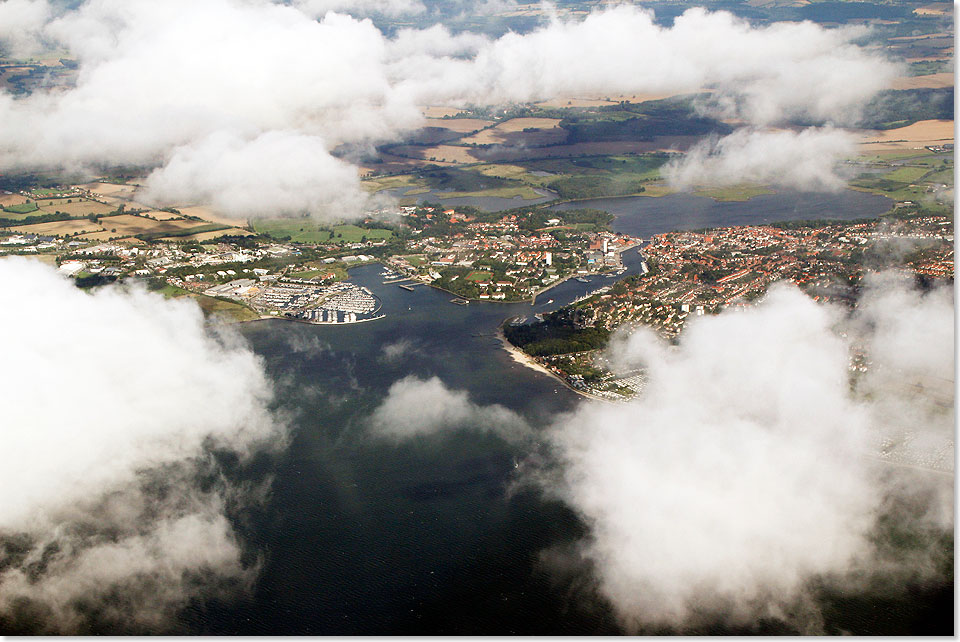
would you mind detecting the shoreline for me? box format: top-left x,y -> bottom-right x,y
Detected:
496,322 -> 612,403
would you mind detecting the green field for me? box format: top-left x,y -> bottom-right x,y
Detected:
29,188 -> 70,198
884,166 -> 935,183
692,185 -> 776,202
3,202 -> 39,214
466,270 -> 493,281
253,220 -> 395,243
435,185 -> 545,200
401,254 -> 426,267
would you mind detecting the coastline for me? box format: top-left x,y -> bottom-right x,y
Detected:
496,322 -> 612,403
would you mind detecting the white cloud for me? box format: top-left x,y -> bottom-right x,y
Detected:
369,375 -> 529,441
663,127 -> 857,191
0,258 -> 284,633
544,281 -> 953,632
0,1 -> 898,219
141,130 -> 372,219
289,0 -> 425,18
0,0 -> 51,58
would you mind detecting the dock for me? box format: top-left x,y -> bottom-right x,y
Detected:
398,284 -> 415,291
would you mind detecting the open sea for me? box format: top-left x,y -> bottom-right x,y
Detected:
177,190 -> 950,635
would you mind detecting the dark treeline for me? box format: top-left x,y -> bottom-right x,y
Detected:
504,308 -> 610,357
859,88 -> 954,130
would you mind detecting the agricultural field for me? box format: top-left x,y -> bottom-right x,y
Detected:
253,220 -> 395,244
2,202 -> 39,214
164,227 -> 254,242
99,214 -> 206,236
422,118 -> 493,133
460,118 -> 566,146
850,148 -> 953,202
691,185 -> 777,202
890,72 -> 955,90
140,209 -> 193,221
11,219 -> 102,236
75,231 -> 139,242
37,199 -> 116,216
421,106 -> 466,118
176,205 -> 248,227
0,193 -> 29,208
857,119 -> 954,150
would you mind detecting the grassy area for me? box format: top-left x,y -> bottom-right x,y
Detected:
3,202 -> 39,214
472,164 -> 555,187
884,166 -> 935,183
252,219 -> 332,243
29,188 -> 69,197
155,284 -> 259,322
466,269 -> 493,281
288,264 -> 348,281
190,294 -> 261,322
331,224 -> 394,242
435,185 -> 546,200
401,254 -> 427,267
361,174 -> 424,192
692,185 -> 776,202
253,219 -> 395,244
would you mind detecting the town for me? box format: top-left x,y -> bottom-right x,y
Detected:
0,185 -> 642,322
505,209 -> 954,400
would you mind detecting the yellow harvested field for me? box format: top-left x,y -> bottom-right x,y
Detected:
38,200 -> 116,216
857,120 -> 955,150
76,182 -> 137,198
74,230 -> 126,241
890,73 -> 954,90
177,206 -> 248,227
0,194 -> 29,207
497,117 -> 562,132
422,118 -> 493,133
396,136 -> 701,163
914,3 -> 952,15
392,144 -> 480,164
161,227 -> 254,242
422,106 -> 466,118
535,97 -> 617,108
536,90 -> 709,108
11,219 -> 102,236
101,214 -> 200,236
140,209 -> 191,220
461,118 -> 566,145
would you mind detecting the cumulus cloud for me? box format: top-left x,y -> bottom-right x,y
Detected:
663,127 -> 857,191
0,1 -> 897,219
140,130 -> 373,218
542,280 -> 953,633
0,258 -> 284,633
378,337 -> 419,363
369,375 -> 529,441
289,0 -> 425,18
0,0 -> 51,58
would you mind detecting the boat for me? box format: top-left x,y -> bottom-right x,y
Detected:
451,298 -> 469,305
509,316 -> 527,326
576,277 -> 591,283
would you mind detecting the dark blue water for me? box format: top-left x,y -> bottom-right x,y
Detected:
176,188 -> 949,635
550,190 -> 894,238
